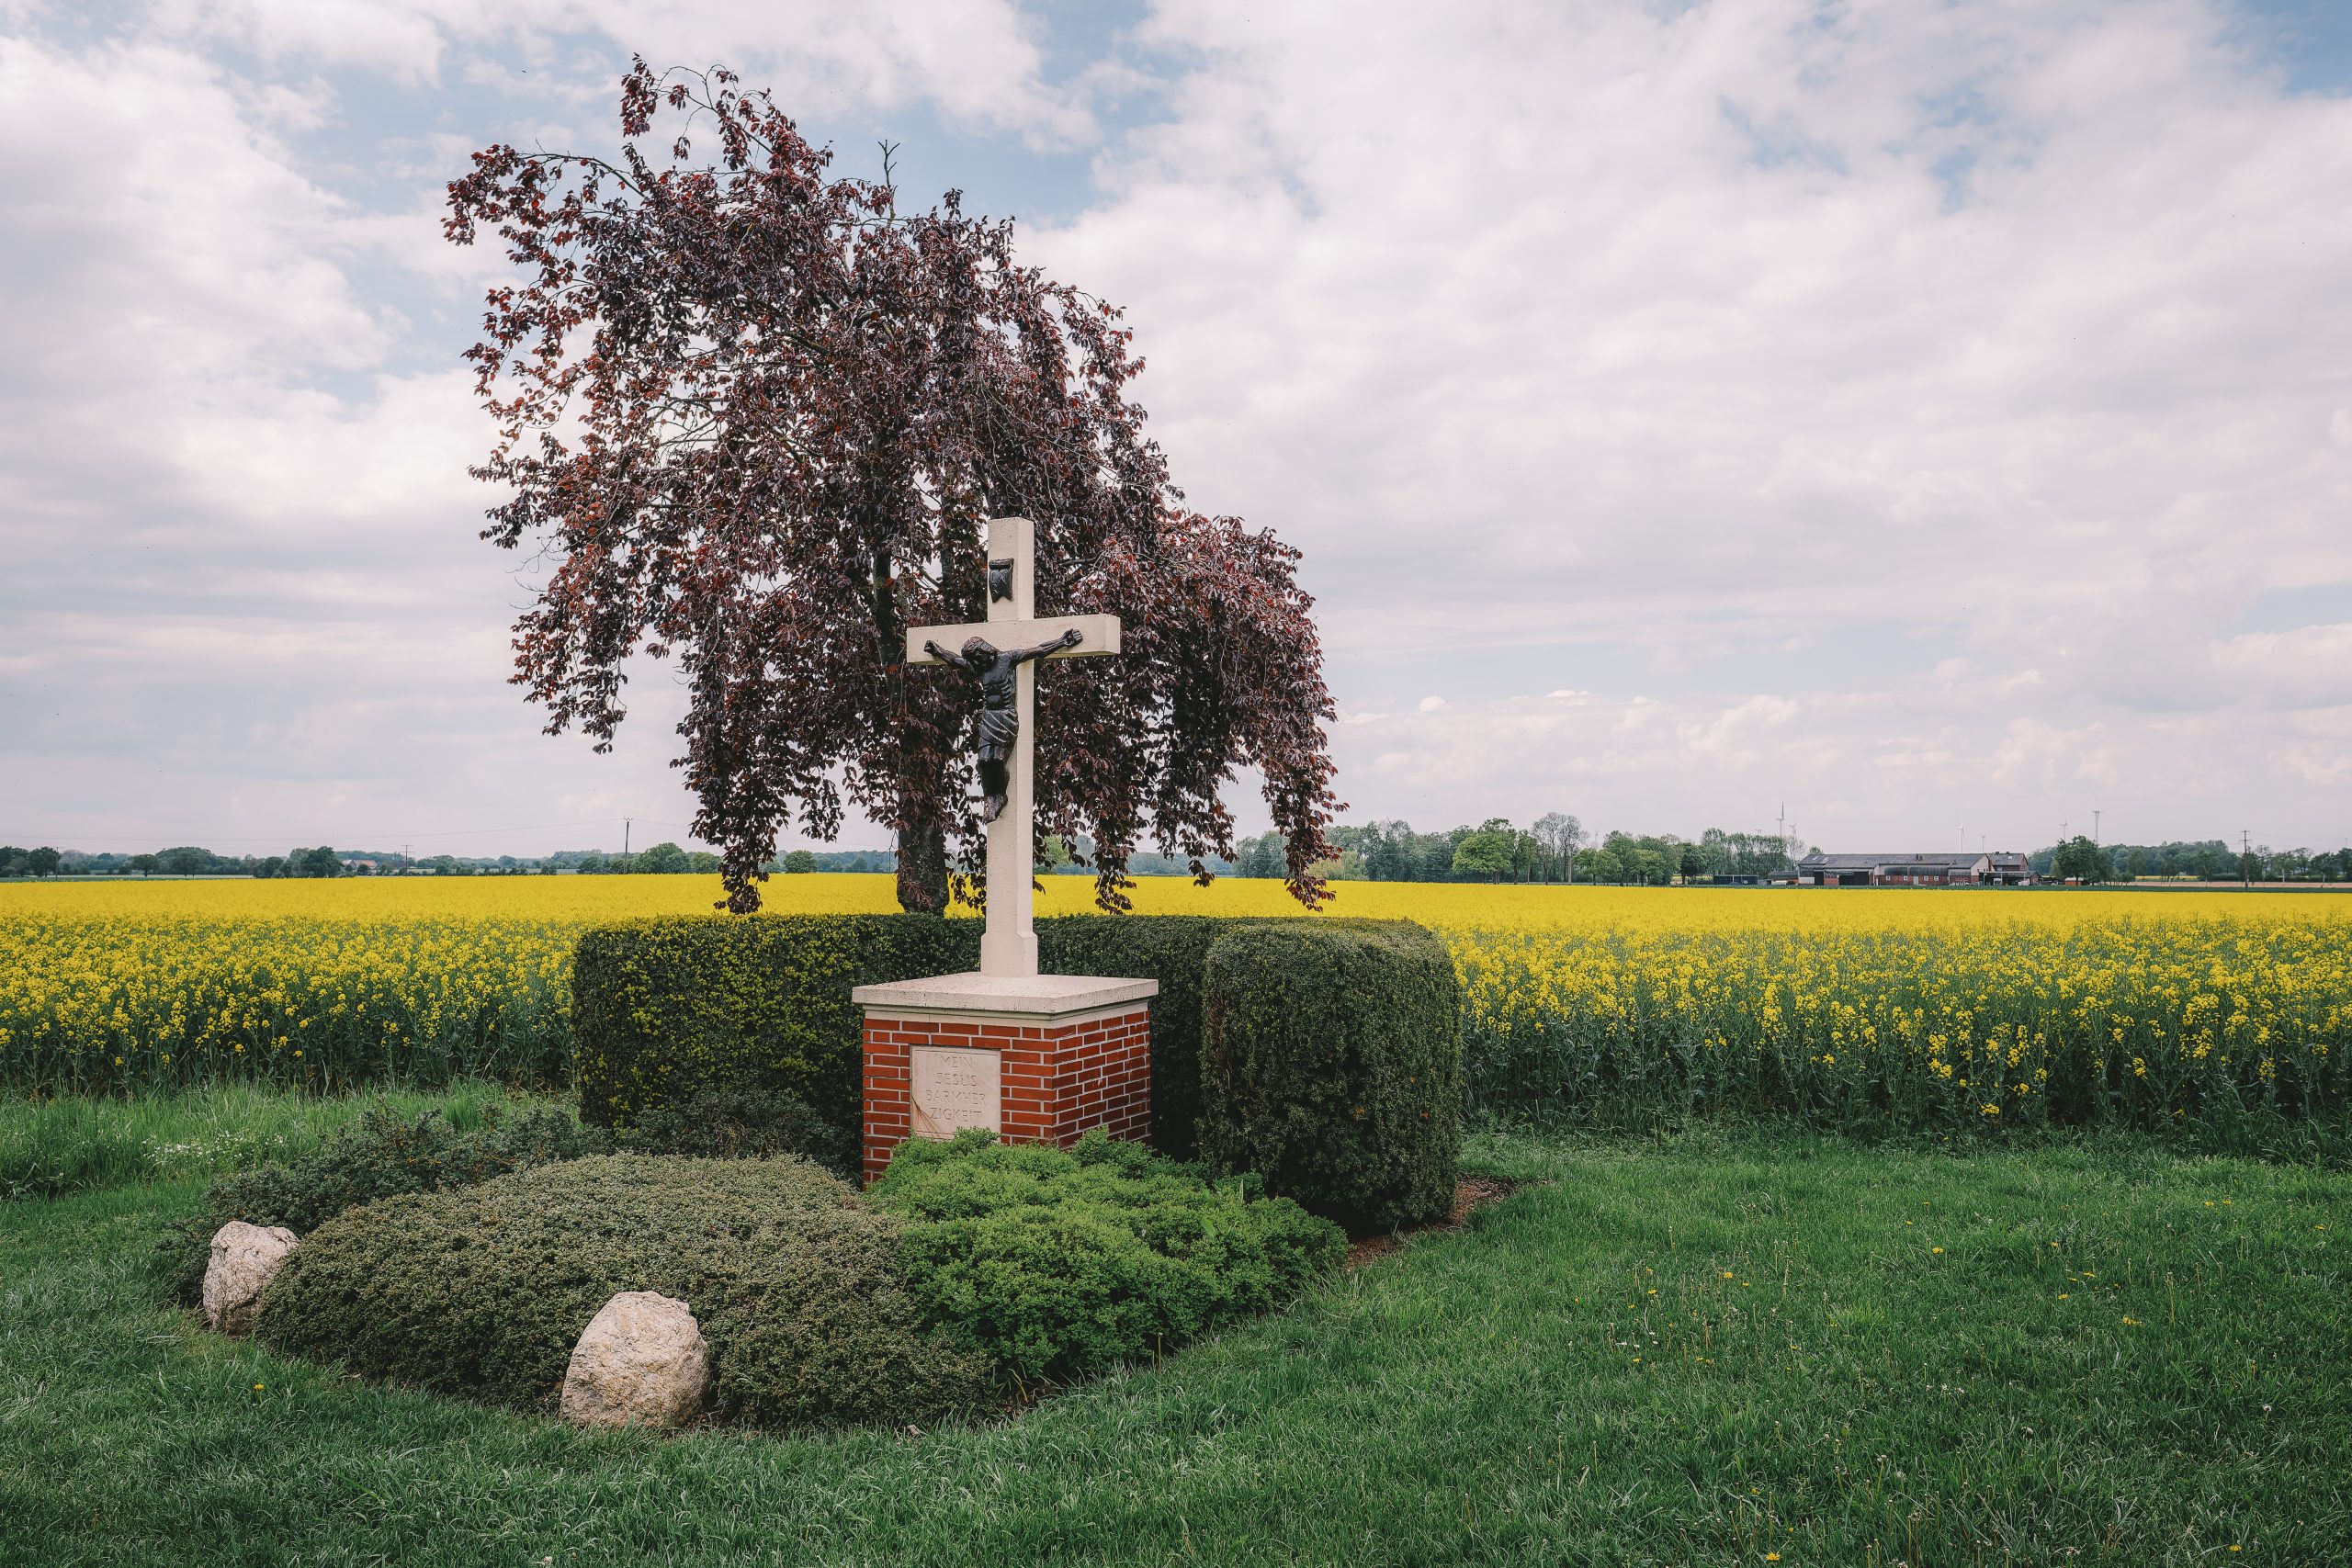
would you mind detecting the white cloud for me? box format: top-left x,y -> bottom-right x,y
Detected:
4,1 -> 2350,856
1027,0 -> 2352,845
146,0 -> 1095,141
0,29 -> 702,854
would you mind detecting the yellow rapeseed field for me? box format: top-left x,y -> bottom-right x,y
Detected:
3,875 -> 2346,1130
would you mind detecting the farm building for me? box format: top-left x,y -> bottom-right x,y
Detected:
1792,852 -> 2036,887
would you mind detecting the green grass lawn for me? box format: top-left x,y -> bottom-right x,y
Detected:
0,1082 -> 566,1200
2,1122 -> 2345,1565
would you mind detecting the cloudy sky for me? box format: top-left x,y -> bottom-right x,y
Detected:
4,0 -> 2349,861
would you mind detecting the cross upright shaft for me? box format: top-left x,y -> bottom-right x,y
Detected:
904,516 -> 1122,978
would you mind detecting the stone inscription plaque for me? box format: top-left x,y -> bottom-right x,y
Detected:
910,1044 -> 1001,1139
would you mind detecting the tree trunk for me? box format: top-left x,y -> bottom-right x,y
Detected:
896,817 -> 949,913
866,528 -> 951,916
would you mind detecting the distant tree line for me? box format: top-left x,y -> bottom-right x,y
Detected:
763,848 -> 899,875
12,831 -> 2346,886
1038,837 -> 1237,879
2036,837 -> 2352,885
1218,818 -> 1802,885
0,842 -> 739,878
553,842 -> 721,875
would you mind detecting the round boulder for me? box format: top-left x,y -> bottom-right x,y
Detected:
560,1291 -> 711,1429
203,1221 -> 299,1337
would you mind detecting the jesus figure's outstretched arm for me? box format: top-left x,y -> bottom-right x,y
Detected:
1013,628 -> 1083,665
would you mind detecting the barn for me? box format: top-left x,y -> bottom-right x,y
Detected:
1792,852 -> 2036,887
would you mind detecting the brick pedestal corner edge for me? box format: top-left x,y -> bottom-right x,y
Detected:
854,973 -> 1159,1185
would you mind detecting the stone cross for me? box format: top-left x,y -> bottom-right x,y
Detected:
905,516 -> 1122,978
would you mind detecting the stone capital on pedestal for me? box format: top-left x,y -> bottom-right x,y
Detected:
851,971 -> 1159,1023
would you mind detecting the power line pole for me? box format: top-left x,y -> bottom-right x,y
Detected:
2242,828 -> 2252,889
624,818 -> 632,859
2093,808 -> 2101,844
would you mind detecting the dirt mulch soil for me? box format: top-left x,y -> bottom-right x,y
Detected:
1343,1175 -> 1525,1269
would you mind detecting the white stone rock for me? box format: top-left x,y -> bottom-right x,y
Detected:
202,1221 -> 298,1337
560,1291 -> 711,1429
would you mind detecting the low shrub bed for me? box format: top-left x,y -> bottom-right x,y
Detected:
257,1154 -> 989,1427
166,1103 -> 608,1300
620,1083 -> 857,1173
168,1089 -> 848,1298
868,1129 -> 1345,1385
244,1132 -> 1344,1427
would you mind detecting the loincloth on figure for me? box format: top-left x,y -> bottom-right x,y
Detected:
977,705 -> 1019,760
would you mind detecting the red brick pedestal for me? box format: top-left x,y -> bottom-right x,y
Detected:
853,973 -> 1159,1185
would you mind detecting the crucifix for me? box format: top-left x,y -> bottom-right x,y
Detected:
906,516 -> 1122,979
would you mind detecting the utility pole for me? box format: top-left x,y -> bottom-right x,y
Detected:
2093,809 -> 2101,844
2242,828 -> 2252,889
624,818 -> 632,859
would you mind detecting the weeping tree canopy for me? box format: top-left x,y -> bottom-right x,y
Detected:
445,61 -> 1340,915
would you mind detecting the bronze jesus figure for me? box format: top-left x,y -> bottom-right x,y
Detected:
923,627 -> 1083,821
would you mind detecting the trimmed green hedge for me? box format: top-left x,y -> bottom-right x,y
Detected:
576,915 -> 1412,1159
1036,917 -> 1232,1156
1198,921 -> 1463,1232
572,916 -> 972,1135
256,1155 -> 989,1427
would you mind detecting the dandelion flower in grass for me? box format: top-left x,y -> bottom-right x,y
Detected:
1932,1247 -> 1945,1254
2122,1315 -> 2141,1325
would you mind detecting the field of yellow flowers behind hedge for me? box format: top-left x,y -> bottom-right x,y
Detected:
4,876 -> 2346,1132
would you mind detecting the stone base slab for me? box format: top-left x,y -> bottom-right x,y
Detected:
850,971 -> 1159,1020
